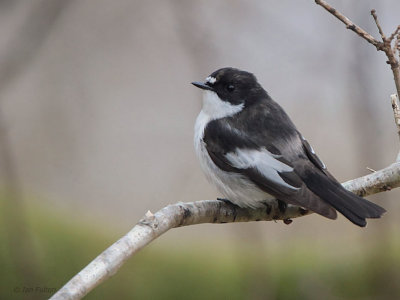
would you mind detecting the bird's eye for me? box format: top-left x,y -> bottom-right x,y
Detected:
227,84 -> 235,92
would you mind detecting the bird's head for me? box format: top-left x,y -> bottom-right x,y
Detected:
192,67 -> 264,109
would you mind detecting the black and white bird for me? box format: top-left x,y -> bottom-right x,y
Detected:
192,67 -> 385,227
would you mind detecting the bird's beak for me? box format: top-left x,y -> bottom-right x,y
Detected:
191,81 -> 214,91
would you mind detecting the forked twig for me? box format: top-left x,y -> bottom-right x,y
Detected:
315,0 -> 400,99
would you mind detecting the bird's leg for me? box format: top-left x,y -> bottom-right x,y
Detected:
262,201 -> 272,215
277,199 -> 287,213
277,199 -> 293,225
217,198 -> 235,205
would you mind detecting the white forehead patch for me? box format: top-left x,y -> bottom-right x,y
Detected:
205,76 -> 217,84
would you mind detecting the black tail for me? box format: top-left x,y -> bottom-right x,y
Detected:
302,168 -> 386,227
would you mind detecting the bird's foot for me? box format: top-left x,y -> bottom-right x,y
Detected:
283,218 -> 293,225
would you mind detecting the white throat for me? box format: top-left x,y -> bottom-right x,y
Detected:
194,91 -> 271,208
200,90 -> 244,121
194,90 -> 244,146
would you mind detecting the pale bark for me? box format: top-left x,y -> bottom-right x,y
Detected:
50,162 -> 399,300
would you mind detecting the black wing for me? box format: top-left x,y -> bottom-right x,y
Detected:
204,96 -> 385,226
203,98 -> 337,219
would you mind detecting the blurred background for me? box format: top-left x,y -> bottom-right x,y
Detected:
1,0 -> 400,299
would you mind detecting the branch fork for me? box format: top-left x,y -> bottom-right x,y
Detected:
315,0 -> 400,98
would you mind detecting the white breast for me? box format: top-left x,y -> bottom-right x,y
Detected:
194,91 -> 275,208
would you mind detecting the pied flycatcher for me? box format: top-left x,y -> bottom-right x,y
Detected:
192,67 -> 385,227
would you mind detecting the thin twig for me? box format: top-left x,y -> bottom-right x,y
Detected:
315,0 -> 400,106
371,9 -> 386,41
397,35 -> 400,52
391,93 -> 400,161
388,25 -> 400,43
391,94 -> 400,142
394,34 -> 400,58
314,0 -> 381,47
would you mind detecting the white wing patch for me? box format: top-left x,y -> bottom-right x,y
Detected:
225,148 -> 299,190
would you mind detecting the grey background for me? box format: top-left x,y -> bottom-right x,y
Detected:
0,0 -> 399,247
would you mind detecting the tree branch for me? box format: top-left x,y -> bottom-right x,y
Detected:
370,9 -> 386,41
314,0 -> 380,47
50,161 -> 399,300
343,162 -> 400,196
315,0 -> 400,99
391,94 -> 400,144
